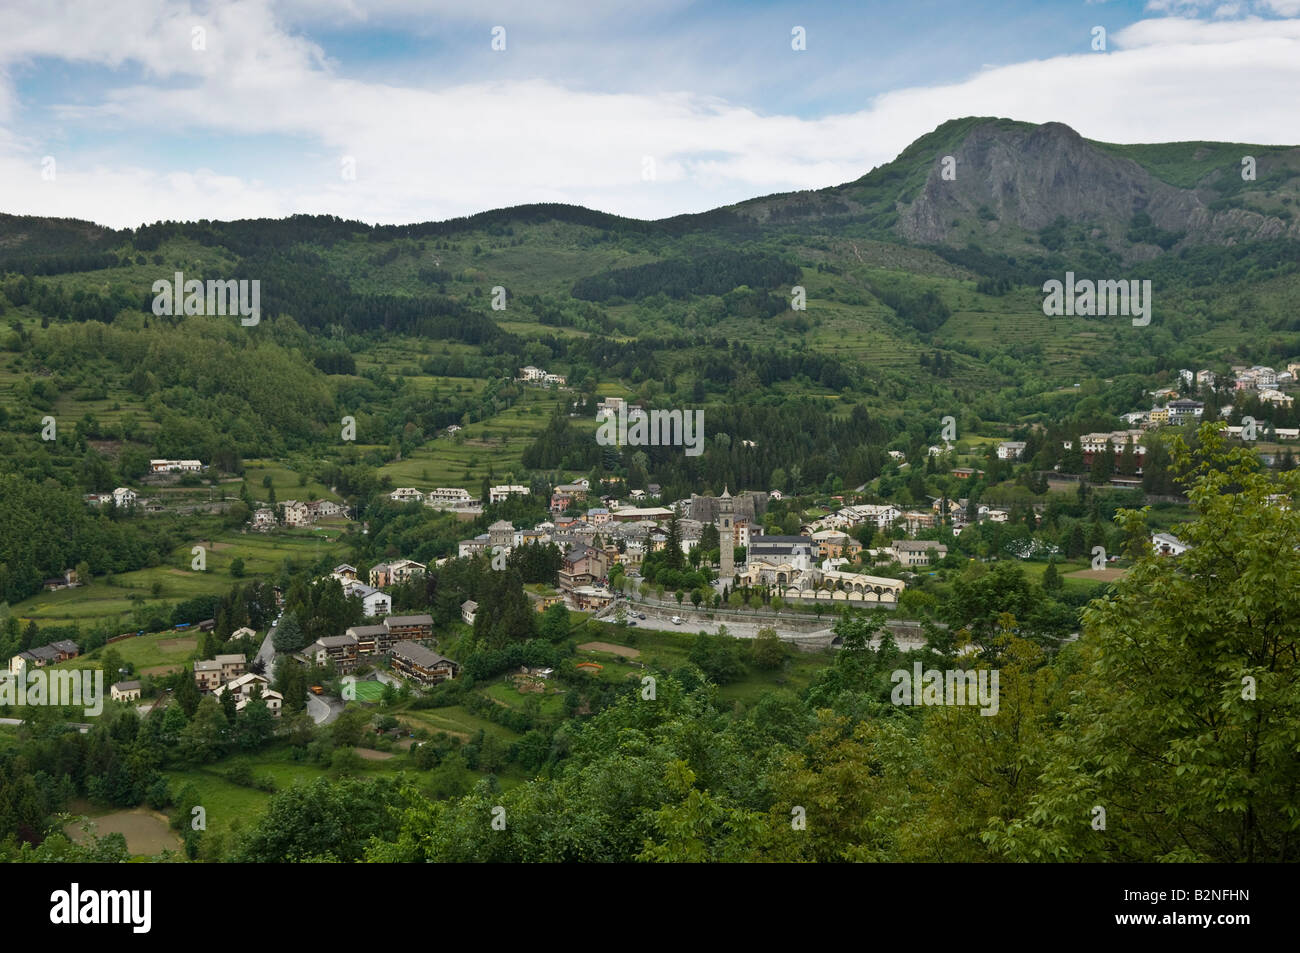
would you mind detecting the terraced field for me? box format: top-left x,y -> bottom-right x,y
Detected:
379,387 -> 570,488
13,524 -> 348,629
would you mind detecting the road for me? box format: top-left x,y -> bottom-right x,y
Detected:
305,692 -> 343,725
364,669 -> 404,690
255,617 -> 279,683
602,598 -> 930,650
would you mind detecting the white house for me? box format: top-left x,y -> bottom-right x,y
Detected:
997,441 -> 1027,460
595,396 -> 626,420
1259,389 -> 1294,408
280,501 -> 312,526
1250,365 -> 1278,388
344,581 -> 392,617
214,673 -> 283,717
841,504 -> 901,531
110,680 -> 142,702
555,478 -> 591,495
149,459 -> 203,473
112,487 -> 138,507
891,540 -> 948,566
489,484 -> 530,504
390,487 -> 425,504
1151,532 -> 1189,556
308,500 -> 347,520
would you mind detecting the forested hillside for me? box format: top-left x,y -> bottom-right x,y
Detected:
1,118 -> 1298,867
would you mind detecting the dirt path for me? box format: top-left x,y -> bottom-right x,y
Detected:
578,641 -> 641,659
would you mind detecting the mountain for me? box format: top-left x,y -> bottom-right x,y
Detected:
1,116 -> 1299,429
729,117 -> 1300,262
6,117 -> 1300,269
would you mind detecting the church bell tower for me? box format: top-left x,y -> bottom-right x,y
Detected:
717,487 -> 734,582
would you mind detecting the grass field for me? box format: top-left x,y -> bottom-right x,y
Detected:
379,387 -> 568,489
482,680 -> 567,716
53,631 -> 203,673
398,705 -> 519,742
1016,559 -> 1122,594
164,742 -> 410,838
559,623 -> 839,707
13,522 -> 348,630
241,461 -> 343,503
349,680 -> 386,703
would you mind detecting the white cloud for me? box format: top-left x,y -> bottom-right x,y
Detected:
0,4 -> 1298,228
1259,0 -> 1300,13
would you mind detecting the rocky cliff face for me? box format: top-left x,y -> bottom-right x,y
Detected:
893,120 -> 1300,256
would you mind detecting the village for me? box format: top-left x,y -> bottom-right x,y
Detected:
18,357 -> 1297,732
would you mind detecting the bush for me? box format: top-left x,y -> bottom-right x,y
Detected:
146,776 -> 171,811
330,747 -> 364,776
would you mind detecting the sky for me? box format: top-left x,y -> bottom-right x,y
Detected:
1,0 -> 1298,229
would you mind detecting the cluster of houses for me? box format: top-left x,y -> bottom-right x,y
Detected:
149,459 -> 204,473
312,561 -> 431,617
1118,365 -> 1299,434
9,638 -> 81,674
594,396 -> 647,424
548,476 -> 665,515
391,484 -> 530,515
85,487 -> 140,509
1171,365 -> 1295,395
193,650 -> 284,716
518,366 -> 567,387
443,475 -> 1205,612
1063,430 -> 1149,473
302,613 -> 459,686
422,486 -> 480,513
250,498 -> 349,531
82,485 -> 164,514
809,499 -> 1014,540
1222,364 -> 1297,405
448,487 -> 924,610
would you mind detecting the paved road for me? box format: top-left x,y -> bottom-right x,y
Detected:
305,692 -> 344,725
255,618 -> 279,682
604,599 -> 930,650
364,669 -> 403,690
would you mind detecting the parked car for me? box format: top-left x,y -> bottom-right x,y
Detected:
671,616 -> 683,625
638,613 -> 646,620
